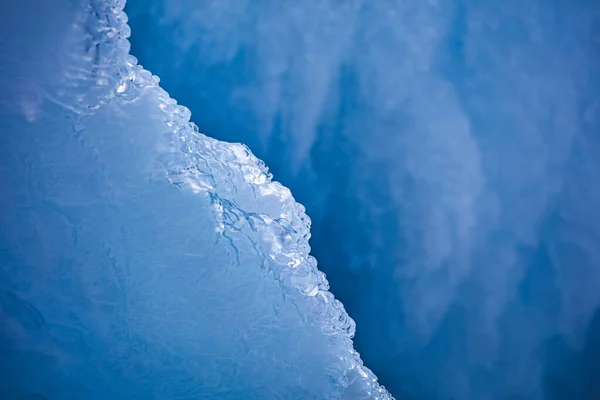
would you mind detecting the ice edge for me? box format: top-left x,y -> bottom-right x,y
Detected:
78,0 -> 393,398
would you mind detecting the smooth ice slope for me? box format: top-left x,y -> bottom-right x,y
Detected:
126,0 -> 600,399
0,0 -> 391,399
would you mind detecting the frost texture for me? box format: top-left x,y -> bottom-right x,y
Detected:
0,0 -> 391,398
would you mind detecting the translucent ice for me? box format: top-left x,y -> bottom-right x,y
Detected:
0,0 -> 391,398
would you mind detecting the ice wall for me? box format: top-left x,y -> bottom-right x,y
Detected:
0,0 -> 391,398
125,0 -> 600,398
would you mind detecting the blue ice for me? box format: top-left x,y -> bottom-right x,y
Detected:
0,0 -> 391,399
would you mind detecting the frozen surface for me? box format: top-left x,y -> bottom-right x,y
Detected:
0,0 -> 391,399
125,0 -> 600,399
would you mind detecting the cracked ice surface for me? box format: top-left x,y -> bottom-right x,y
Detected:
0,0 -> 391,398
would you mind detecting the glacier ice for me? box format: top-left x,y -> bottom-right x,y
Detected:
124,0 -> 600,399
0,0 -> 391,398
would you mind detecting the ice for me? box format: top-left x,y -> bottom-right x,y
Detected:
0,0 -> 391,398
125,0 -> 600,399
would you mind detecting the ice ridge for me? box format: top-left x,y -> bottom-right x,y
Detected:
69,0 -> 393,397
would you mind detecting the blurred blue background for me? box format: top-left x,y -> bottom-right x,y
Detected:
125,0 -> 600,399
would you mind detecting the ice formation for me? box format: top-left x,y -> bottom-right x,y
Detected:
0,0 -> 391,398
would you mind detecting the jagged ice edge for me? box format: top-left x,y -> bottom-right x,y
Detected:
69,0 -> 393,398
